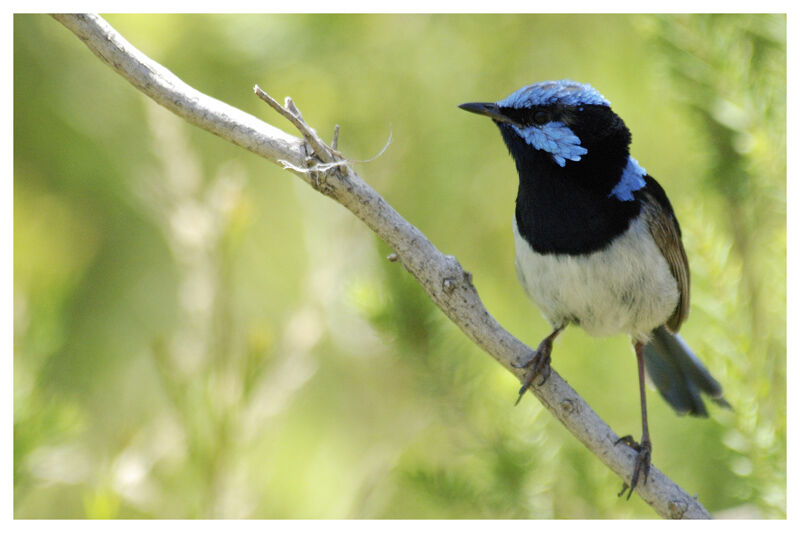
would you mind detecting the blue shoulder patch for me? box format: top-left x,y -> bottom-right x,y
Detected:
609,157 -> 647,201
497,80 -> 610,109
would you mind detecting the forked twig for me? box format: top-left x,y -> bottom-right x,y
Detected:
254,85 -> 335,163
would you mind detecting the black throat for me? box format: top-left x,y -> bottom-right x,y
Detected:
500,121 -> 641,256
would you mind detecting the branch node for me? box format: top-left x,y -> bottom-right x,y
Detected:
560,398 -> 578,414
668,500 -> 689,519
387,252 -> 399,262
442,277 -> 457,294
278,158 -> 347,193
255,85 -> 352,192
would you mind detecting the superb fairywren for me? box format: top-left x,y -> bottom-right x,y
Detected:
460,80 -> 728,497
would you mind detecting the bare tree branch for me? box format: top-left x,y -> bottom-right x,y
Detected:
51,13 -> 711,519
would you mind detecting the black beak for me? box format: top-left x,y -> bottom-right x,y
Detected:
458,102 -> 519,127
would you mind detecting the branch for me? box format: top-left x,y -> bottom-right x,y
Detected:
52,13 -> 711,519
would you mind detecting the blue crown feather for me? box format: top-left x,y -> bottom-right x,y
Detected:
497,80 -> 610,109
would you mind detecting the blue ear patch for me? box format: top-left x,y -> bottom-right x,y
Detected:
498,80 -> 610,109
609,157 -> 647,201
513,121 -> 587,167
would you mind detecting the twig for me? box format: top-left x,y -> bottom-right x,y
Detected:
332,124 -> 340,151
51,13 -> 712,519
254,86 -> 334,164
284,97 -> 304,122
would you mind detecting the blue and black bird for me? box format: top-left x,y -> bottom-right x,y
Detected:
459,80 -> 728,497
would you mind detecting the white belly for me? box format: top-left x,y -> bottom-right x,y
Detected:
513,216 -> 679,341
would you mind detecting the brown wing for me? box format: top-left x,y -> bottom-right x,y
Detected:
640,186 -> 690,333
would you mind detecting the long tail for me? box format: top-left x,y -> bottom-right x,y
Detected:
641,326 -> 730,417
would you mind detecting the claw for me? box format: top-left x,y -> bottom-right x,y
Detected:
615,435 -> 637,448
513,338 -> 555,405
615,436 -> 652,499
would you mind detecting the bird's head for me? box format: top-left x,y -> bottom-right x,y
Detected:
460,80 -> 640,195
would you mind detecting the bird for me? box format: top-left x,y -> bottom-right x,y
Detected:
459,80 -> 728,498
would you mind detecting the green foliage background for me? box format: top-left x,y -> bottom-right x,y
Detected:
14,14 -> 785,518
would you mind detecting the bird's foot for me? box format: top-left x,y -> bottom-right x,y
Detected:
512,337 -> 554,405
615,435 -> 652,500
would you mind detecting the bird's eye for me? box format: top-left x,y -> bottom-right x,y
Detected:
533,110 -> 549,125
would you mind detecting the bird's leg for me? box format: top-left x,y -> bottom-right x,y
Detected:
512,326 -> 564,405
615,340 -> 652,500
